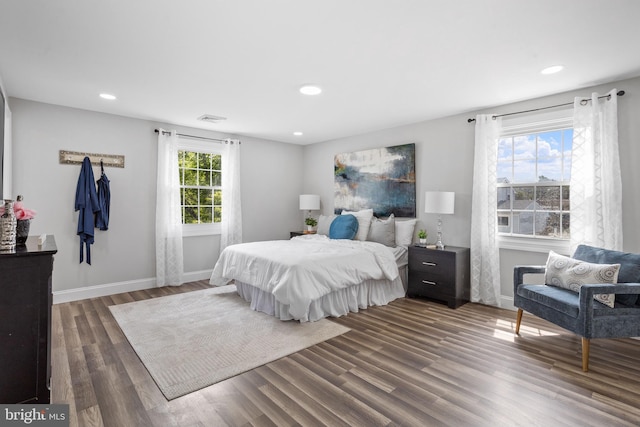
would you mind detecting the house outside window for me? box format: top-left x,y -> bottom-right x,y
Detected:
496,110 -> 573,253
177,138 -> 223,236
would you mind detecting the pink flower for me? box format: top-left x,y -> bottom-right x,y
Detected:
0,201 -> 37,220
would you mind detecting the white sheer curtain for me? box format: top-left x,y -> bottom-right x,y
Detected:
470,114 -> 502,306
156,129 -> 184,286
220,139 -> 242,251
570,89 -> 622,252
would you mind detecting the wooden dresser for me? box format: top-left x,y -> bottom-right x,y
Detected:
0,235 -> 57,403
407,245 -> 470,308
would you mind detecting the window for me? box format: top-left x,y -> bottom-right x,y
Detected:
496,111 -> 573,252
177,139 -> 223,236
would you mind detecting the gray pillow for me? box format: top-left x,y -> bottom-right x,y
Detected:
367,214 -> 396,246
316,214 -> 337,236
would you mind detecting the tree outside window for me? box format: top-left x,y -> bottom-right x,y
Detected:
178,150 -> 222,224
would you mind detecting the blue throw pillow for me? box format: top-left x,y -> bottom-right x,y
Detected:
573,244 -> 640,306
329,214 -> 359,240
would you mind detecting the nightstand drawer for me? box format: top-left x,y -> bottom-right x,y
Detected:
409,271 -> 454,296
408,252 -> 454,277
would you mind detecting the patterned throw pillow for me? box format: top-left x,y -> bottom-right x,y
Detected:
545,251 -> 620,308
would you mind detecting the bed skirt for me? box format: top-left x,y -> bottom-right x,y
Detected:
235,265 -> 407,322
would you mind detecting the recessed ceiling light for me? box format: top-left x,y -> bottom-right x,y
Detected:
99,93 -> 117,100
541,65 -> 564,75
293,131 -> 303,136
299,84 -> 322,95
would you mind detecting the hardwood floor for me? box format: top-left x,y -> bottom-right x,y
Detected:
52,281 -> 640,426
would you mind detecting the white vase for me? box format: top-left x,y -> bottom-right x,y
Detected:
419,238 -> 427,245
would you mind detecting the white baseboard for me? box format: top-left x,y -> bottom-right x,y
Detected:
52,270 -> 213,304
500,295 -> 516,311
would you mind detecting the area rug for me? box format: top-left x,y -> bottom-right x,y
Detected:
109,285 -> 350,400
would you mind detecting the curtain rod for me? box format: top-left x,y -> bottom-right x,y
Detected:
467,90 -> 625,123
154,129 -> 232,143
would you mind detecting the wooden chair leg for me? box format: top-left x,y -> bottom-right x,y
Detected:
582,338 -> 590,372
515,308 -> 523,334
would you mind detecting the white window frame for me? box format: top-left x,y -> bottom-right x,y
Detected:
496,109 -> 573,255
177,138 -> 223,237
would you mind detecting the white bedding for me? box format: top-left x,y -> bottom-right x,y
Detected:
209,234 -> 404,321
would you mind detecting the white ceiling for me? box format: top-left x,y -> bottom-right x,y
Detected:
1,0 -> 640,145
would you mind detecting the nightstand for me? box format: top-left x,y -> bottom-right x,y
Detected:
407,245 -> 470,308
290,231 -> 304,238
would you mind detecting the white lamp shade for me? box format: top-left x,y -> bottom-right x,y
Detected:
424,191 -> 455,214
299,194 -> 320,210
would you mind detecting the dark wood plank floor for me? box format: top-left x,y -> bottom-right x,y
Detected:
52,280 -> 640,426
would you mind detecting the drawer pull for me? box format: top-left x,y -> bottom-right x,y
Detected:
422,280 -> 437,286
422,262 -> 437,266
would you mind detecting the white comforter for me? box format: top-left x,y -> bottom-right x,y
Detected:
209,235 -> 399,319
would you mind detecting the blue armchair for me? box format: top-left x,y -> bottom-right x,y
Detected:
514,244 -> 640,371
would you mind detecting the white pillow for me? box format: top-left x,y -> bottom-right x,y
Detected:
545,251 -> 620,308
395,219 -> 416,246
317,214 -> 337,236
341,209 -> 373,241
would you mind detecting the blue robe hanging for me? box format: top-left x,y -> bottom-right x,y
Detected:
75,156 -> 101,264
95,160 -> 110,230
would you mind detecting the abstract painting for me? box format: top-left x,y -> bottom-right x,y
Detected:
334,143 -> 416,217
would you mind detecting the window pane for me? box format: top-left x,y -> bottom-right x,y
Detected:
184,188 -> 198,205
537,131 -> 562,158
199,207 -> 213,224
178,150 -> 185,168
513,186 -> 534,209
513,135 -> 535,160
497,212 -> 511,233
200,189 -> 212,205
536,212 -> 561,237
183,151 -> 197,168
512,211 -> 534,236
537,158 -> 562,182
198,153 -> 211,169
497,163 -> 512,183
212,171 -> 221,186
497,137 -> 513,161
563,129 -> 573,152
512,159 -> 536,183
198,170 -> 211,186
497,187 -> 511,210
561,185 -> 570,210
562,213 -> 570,238
214,189 -> 222,205
214,206 -> 222,223
536,186 -> 560,210
184,169 -> 197,186
212,155 -> 221,171
184,207 -> 198,224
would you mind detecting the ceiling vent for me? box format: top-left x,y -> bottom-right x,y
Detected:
197,114 -> 227,123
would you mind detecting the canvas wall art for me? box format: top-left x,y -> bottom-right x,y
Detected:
334,143 -> 416,217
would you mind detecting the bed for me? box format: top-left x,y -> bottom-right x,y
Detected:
209,232 -> 410,322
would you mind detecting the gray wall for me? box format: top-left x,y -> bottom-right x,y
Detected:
10,98 -> 304,293
8,75 -> 640,303
302,76 -> 640,305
